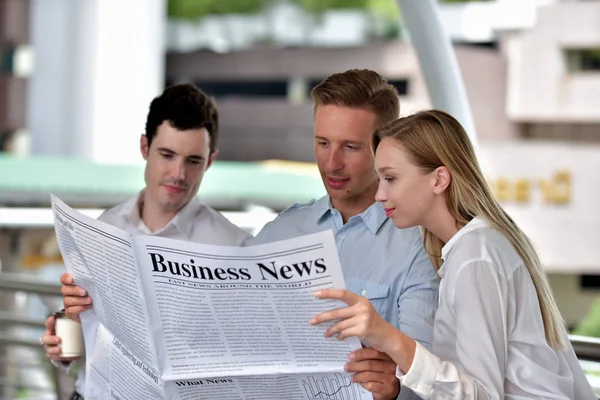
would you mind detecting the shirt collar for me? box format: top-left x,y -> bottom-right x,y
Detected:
315,195 -> 388,234
118,190 -> 202,237
115,192 -> 143,226
168,195 -> 202,238
439,216 -> 487,276
315,196 -> 334,222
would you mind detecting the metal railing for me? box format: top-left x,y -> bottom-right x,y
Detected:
570,335 -> 600,362
0,272 -> 72,400
0,272 -> 62,296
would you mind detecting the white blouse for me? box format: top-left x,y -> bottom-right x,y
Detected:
397,217 -> 596,399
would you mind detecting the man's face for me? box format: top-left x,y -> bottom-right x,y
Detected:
141,121 -> 217,213
314,105 -> 379,206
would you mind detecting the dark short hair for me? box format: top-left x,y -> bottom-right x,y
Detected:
145,83 -> 219,154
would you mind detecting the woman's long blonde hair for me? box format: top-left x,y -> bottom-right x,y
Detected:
373,110 -> 567,349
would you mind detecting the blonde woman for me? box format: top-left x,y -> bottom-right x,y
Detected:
310,110 -> 595,399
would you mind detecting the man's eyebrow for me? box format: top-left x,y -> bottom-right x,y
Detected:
314,136 -> 362,146
156,147 -> 205,161
156,147 -> 175,154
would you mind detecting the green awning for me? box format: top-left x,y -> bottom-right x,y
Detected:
0,155 -> 325,210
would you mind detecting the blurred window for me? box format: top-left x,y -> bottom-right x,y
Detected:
195,80 -> 288,98
566,49 -> 600,72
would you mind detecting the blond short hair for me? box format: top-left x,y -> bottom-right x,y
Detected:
311,69 -> 399,128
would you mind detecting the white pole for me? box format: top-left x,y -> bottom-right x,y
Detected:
396,0 -> 477,146
28,0 -> 166,164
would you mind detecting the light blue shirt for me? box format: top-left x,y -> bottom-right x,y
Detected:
247,196 -> 439,350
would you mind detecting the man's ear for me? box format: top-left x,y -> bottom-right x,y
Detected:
206,149 -> 219,170
140,134 -> 149,160
432,166 -> 451,195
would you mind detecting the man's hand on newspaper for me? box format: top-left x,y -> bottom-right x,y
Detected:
41,315 -> 81,361
346,347 -> 399,400
61,273 -> 92,322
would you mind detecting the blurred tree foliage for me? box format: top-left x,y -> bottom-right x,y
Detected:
366,0 -> 401,19
294,0 -> 369,15
168,0 -> 269,20
573,298 -> 600,338
167,0 -> 400,20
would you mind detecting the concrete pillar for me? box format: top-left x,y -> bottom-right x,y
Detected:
28,0 -> 166,164
397,0 -> 477,146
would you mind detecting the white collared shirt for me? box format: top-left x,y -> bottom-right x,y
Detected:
72,191 -> 251,393
397,217 -> 595,399
98,190 -> 250,245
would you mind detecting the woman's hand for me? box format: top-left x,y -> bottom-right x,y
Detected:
310,288 -> 417,373
309,289 -> 395,353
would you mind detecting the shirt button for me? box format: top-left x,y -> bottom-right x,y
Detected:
361,290 -> 368,297
337,234 -> 342,240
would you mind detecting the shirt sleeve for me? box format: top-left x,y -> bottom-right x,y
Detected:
246,211 -> 297,245
235,228 -> 253,245
398,260 -> 508,399
562,341 -> 598,400
50,359 -> 76,373
245,219 -> 280,245
396,238 -> 439,350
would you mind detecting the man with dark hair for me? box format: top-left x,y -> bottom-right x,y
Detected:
249,69 -> 439,400
145,83 -> 219,153
40,83 -> 249,399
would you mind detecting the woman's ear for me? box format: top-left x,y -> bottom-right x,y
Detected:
433,166 -> 451,195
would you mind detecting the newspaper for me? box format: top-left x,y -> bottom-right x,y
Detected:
51,195 -> 374,400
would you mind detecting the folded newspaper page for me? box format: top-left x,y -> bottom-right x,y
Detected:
51,195 -> 374,400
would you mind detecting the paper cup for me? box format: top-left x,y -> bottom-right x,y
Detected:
54,311 -> 84,358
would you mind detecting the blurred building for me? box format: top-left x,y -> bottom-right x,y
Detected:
504,0 -> 600,140
165,0 -> 600,161
0,0 -> 166,163
0,0 -> 29,152
166,42 -> 514,162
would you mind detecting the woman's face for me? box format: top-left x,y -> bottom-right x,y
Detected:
375,138 -> 438,229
